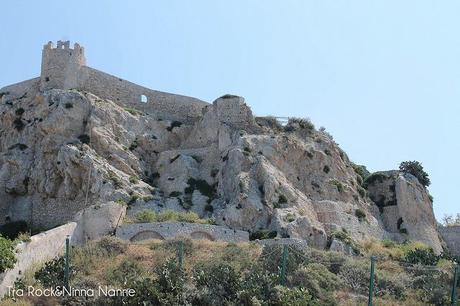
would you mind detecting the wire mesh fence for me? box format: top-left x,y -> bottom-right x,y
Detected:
5,237 -> 460,306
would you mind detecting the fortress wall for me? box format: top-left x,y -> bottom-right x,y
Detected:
439,226 -> 460,256
78,67 -> 208,122
116,222 -> 249,243
0,77 -> 40,101
0,222 -> 77,298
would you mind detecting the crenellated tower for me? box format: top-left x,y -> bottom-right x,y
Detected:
40,40 -> 86,91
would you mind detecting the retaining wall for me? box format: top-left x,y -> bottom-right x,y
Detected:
116,222 -> 249,243
0,222 -> 77,298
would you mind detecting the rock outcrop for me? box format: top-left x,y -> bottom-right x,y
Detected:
0,85 -> 443,252
366,171 -> 443,253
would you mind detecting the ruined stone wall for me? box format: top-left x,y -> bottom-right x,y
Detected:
439,226 -> 460,256
77,66 -> 208,122
116,222 -> 249,242
0,222 -> 77,298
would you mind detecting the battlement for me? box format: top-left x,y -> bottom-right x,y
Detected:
43,40 -> 85,56
40,40 -> 86,91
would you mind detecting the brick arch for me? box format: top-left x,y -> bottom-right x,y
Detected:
190,231 -> 215,241
130,230 -> 165,242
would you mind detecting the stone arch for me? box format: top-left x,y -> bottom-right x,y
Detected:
190,231 -> 215,241
130,230 -> 164,242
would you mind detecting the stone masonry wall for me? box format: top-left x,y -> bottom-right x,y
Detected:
78,66 -> 208,122
439,226 -> 460,256
116,222 -> 249,243
0,222 -> 77,298
2,41 -> 209,123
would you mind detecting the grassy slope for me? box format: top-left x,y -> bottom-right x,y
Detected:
0,237 -> 458,306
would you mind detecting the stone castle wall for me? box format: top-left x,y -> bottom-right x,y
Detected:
116,222 -> 249,243
78,66 -> 207,122
439,226 -> 460,256
1,41 -> 208,123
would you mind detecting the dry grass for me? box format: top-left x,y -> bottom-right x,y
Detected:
361,238 -> 430,261
69,237 -> 262,286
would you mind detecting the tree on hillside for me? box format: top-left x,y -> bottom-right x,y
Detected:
399,161 -> 431,187
442,214 -> 460,226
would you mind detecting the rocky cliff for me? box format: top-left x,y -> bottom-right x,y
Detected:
0,87 -> 443,252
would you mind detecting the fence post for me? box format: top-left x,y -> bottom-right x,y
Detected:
64,235 -> 70,290
280,245 -> 288,286
368,256 -> 376,306
451,264 -> 459,306
178,241 -> 184,269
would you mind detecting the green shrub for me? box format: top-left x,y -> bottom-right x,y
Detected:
238,265 -> 279,304
193,261 -> 241,304
351,163 -> 370,181
249,230 -> 278,240
136,209 -> 156,223
124,107 -> 142,116
118,277 -> 161,305
0,236 -> 16,273
35,257 -> 74,288
408,266 -> 451,305
357,185 -> 367,198
13,118 -> 25,131
355,209 -> 366,221
169,191 -> 182,197
129,138 -> 139,151
128,194 -> 139,205
374,270 -> 410,299
155,258 -> 187,304
331,230 -> 360,254
278,194 -> 288,205
259,245 -> 305,275
363,172 -> 387,188
15,232 -> 31,243
135,209 -> 207,224
404,248 -> 439,266
15,108 -> 25,116
129,176 -> 139,184
78,134 -> 90,144
106,258 -> 144,286
289,263 -> 341,303
285,117 -> 315,133
399,160 -> 430,187
185,178 -> 217,202
269,286 -> 313,306
338,260 -> 369,294
330,179 -> 344,193
254,116 -> 283,131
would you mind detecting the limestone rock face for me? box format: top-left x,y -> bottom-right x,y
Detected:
366,171 -> 442,253
0,88 -> 443,251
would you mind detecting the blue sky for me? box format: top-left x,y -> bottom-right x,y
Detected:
1,1 -> 459,220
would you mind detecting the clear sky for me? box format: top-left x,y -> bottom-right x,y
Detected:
1,1 -> 459,221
